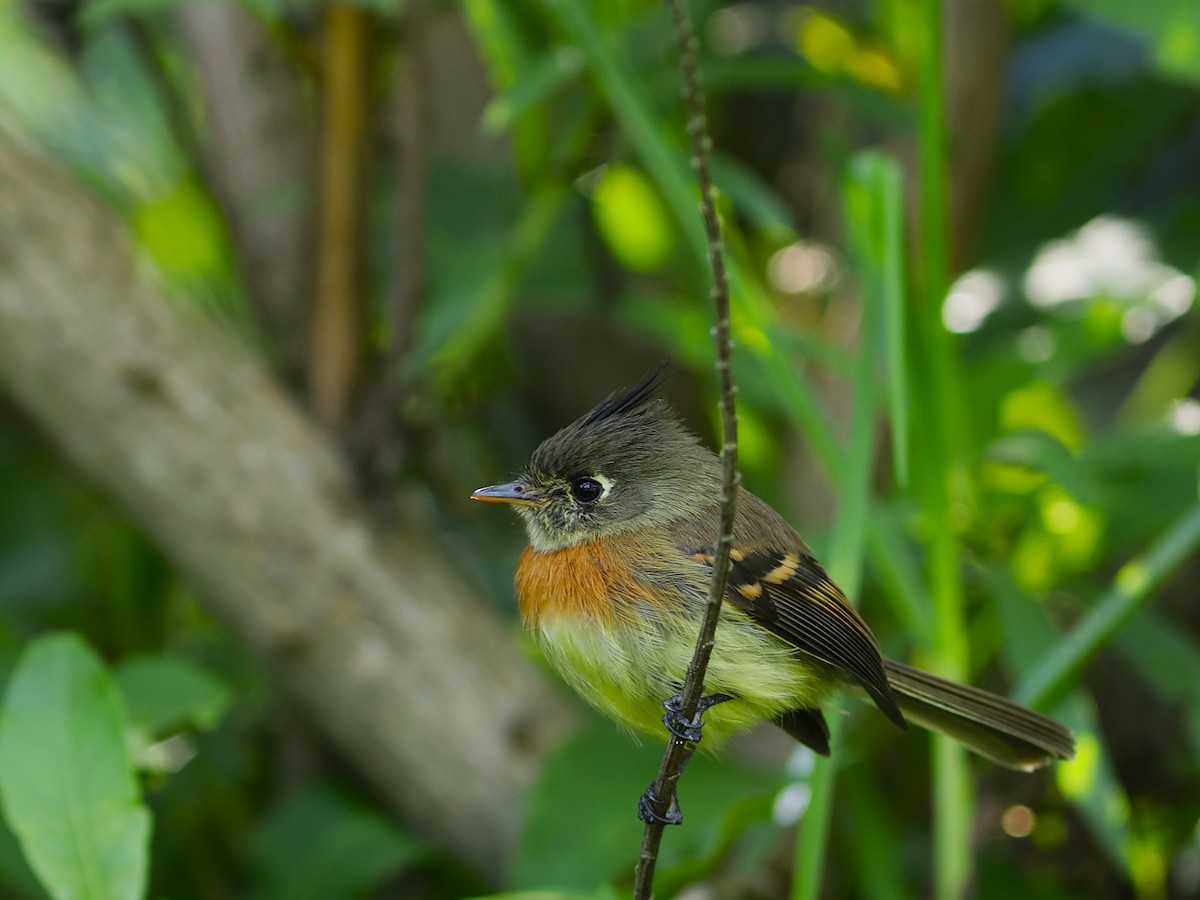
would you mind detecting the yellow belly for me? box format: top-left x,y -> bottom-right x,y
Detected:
517,540 -> 833,745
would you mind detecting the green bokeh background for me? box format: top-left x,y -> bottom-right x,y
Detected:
1,0 -> 1199,897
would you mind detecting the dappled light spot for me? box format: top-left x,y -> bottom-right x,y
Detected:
1170,399 -> 1200,436
1022,216 -> 1195,345
943,269 -> 1005,333
708,4 -> 768,55
767,240 -> 838,295
1001,804 -> 1037,838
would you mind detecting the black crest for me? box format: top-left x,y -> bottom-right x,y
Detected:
579,361 -> 670,427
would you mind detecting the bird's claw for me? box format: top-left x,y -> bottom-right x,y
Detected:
637,782 -> 683,826
662,691 -> 734,743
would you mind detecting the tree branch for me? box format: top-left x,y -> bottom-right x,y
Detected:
311,4 -> 372,426
0,121 -> 578,883
632,1 -> 739,895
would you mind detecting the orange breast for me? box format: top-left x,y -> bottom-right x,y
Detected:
516,538 -> 647,628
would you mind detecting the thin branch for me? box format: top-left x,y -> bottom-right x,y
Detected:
351,4 -> 429,498
632,1 -> 738,896
311,3 -> 371,427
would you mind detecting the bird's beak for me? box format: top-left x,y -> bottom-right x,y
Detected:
471,481 -> 540,504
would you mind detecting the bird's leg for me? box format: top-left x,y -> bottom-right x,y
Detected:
637,782 -> 682,826
636,690 -> 734,826
662,690 -> 734,743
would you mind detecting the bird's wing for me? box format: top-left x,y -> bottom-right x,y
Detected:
688,544 -> 905,729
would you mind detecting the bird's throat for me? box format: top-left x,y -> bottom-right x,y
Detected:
515,539 -> 645,629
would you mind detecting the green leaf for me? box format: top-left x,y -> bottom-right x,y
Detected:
252,782 -> 426,900
794,147 -> 903,900
0,632 -> 151,900
114,654 -> 233,737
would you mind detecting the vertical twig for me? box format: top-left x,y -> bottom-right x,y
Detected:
311,4 -> 371,427
631,1 -> 738,896
351,5 -> 428,495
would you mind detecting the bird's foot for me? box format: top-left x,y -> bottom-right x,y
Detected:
662,691 -> 734,743
637,782 -> 683,826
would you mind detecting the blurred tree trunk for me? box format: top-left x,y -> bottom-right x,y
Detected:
0,122 -> 577,883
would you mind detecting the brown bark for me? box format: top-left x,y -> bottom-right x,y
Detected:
0,122 -> 577,882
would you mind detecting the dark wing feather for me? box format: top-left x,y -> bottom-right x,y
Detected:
774,707 -> 831,755
693,547 -> 905,729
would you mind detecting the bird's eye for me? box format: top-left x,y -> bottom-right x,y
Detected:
571,477 -> 603,505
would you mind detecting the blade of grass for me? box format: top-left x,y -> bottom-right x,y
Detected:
908,0 -> 971,894
791,745 -> 840,900
1015,501 -> 1200,710
792,149 -> 897,900
877,166 -> 909,491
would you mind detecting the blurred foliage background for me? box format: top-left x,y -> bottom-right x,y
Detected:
1,0 -> 1199,897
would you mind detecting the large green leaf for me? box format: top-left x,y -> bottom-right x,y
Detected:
0,633 -> 151,900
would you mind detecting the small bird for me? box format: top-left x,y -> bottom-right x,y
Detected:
474,369 -> 1074,817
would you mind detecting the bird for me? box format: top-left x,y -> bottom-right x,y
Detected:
473,368 -> 1074,820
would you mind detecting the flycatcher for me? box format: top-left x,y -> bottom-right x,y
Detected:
474,370 -> 1074,819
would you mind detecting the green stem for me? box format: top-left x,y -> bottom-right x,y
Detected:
792,151 -> 892,900
913,0 -> 971,895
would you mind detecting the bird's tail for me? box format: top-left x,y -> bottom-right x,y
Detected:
883,659 -> 1075,771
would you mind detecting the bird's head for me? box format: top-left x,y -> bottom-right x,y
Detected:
472,368 -> 719,551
